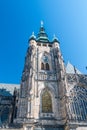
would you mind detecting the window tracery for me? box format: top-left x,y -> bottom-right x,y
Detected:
1,107 -> 9,123
67,86 -> 87,121
41,53 -> 50,71
42,90 -> 52,113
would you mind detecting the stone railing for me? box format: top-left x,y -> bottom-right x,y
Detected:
35,72 -> 56,81
40,112 -> 54,118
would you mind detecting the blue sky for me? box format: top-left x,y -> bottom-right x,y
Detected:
0,0 -> 87,84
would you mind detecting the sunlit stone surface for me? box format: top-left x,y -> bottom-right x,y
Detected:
0,24 -> 87,130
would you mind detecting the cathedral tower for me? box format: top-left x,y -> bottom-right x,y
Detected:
16,22 -> 68,130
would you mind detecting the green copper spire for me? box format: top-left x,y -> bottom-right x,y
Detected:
36,21 -> 49,43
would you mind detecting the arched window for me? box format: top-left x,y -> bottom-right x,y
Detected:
46,63 -> 50,70
1,107 -> 9,123
42,90 -> 52,113
41,63 -> 44,70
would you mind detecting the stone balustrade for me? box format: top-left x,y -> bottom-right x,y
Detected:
35,72 -> 56,81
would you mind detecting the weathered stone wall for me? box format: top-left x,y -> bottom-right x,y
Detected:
0,129 -> 23,130
76,127 -> 87,130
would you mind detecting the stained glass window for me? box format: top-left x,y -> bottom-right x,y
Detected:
68,86 -> 87,121
1,107 -> 9,123
42,90 -> 52,113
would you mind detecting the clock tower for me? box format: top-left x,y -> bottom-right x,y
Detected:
16,22 -> 68,130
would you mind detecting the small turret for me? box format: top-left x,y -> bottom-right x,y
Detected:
29,32 -> 36,46
52,34 -> 60,48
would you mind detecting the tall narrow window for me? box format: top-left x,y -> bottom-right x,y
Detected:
46,63 -> 50,70
41,63 -> 44,70
1,107 -> 9,123
42,90 -> 52,113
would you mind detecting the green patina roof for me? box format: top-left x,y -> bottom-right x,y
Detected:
52,34 -> 60,43
36,23 -> 49,43
29,32 -> 36,41
29,22 -> 59,44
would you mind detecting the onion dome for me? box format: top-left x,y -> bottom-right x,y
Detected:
36,21 -> 49,43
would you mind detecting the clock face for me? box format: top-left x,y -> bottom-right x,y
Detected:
42,55 -> 48,62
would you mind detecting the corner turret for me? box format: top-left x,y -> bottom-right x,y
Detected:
29,32 -> 36,46
52,34 -> 60,48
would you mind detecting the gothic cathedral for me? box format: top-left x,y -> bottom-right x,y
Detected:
0,23 -> 87,130
15,23 -> 87,130
16,22 -> 67,130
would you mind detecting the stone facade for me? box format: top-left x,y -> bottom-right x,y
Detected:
16,23 -> 67,130
0,84 -> 20,128
0,23 -> 87,130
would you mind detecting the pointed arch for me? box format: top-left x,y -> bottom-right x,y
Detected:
41,62 -> 44,70
46,63 -> 50,70
1,106 -> 9,123
42,90 -> 52,113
